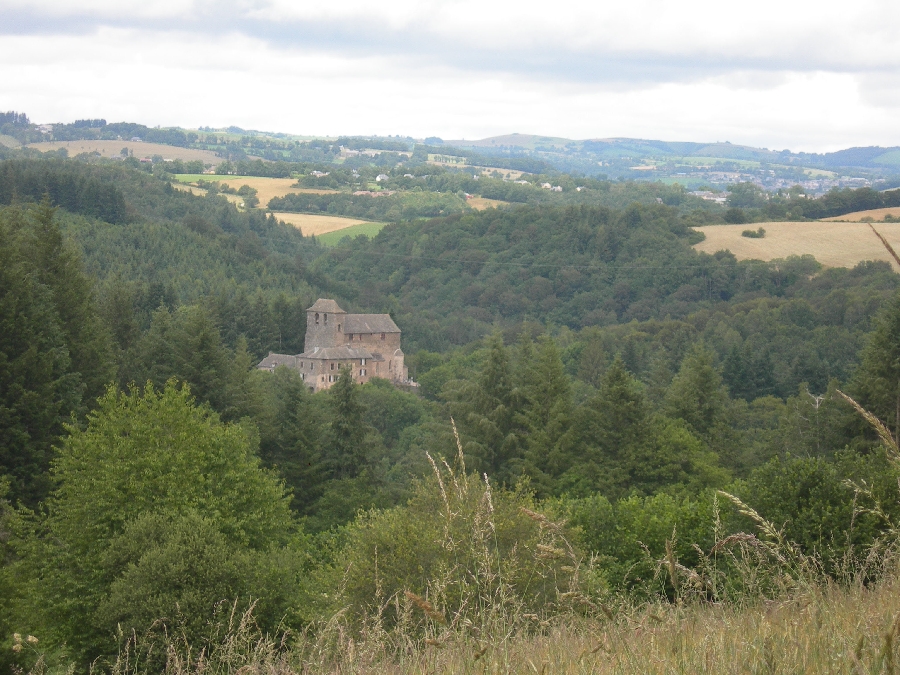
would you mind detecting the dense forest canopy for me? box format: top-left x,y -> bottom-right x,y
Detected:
4,155 -> 900,672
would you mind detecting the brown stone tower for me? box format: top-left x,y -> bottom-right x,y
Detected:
304,298 -> 347,349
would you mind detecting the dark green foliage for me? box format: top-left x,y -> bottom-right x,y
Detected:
252,368 -> 325,515
0,204 -> 113,505
0,159 -> 128,223
737,449 -> 900,573
269,190 -> 469,221
126,305 -> 251,420
850,293 -> 900,440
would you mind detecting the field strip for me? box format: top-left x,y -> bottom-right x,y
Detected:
468,197 -> 509,210
692,221 -> 900,272
272,212 -> 370,236
26,140 -> 222,164
822,207 -> 900,222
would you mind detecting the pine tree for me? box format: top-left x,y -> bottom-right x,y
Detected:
520,336 -> 572,495
327,366 -> 368,479
852,293 -> 900,442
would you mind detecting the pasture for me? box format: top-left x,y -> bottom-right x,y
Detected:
822,207 -> 900,222
693,221 -> 900,272
272,212 -> 374,237
317,221 -> 387,246
26,140 -> 221,164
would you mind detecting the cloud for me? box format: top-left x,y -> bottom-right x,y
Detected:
1,0 -> 900,149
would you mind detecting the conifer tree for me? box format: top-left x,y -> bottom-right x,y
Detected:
327,366 -> 368,479
852,293 -> 900,442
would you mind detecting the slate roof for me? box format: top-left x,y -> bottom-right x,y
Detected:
307,298 -> 346,313
257,353 -> 301,370
300,345 -> 374,360
344,314 -> 400,334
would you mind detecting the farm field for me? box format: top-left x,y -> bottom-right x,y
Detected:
467,196 -> 509,210
822,207 -> 900,222
172,182 -> 244,207
317,221 -> 387,246
26,140 -> 222,164
173,175 -> 308,204
272,212 -> 374,237
693,221 -> 900,272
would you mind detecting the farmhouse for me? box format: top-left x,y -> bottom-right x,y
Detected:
257,299 -> 413,392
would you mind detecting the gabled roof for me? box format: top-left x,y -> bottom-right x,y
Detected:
307,298 -> 346,313
344,314 -> 400,334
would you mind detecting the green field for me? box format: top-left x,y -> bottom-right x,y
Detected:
316,221 -> 387,246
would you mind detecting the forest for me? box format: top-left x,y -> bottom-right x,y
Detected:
4,156 -> 900,672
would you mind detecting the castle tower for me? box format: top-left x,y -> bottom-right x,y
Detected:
304,298 -> 347,350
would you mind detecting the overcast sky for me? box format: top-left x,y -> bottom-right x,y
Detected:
2,0 -> 899,152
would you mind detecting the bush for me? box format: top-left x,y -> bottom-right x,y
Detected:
741,227 -> 766,238
330,451 -> 588,632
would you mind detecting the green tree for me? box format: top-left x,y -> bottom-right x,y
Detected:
851,293 -> 900,442
326,366 -> 369,480
664,343 -> 729,440
520,336 -> 572,496
446,334 -> 525,484
252,367 -> 325,515
18,200 -> 114,403
29,381 -> 293,665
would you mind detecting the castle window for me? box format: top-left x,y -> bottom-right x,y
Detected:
360,369 -> 366,377
348,334 -> 353,340
381,333 -> 385,340
301,373 -> 305,380
338,324 -> 341,332
315,312 -> 319,325
330,362 -> 335,370
324,313 -> 328,324
361,358 -> 366,365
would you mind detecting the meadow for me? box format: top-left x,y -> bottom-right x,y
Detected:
26,140 -> 221,164
316,220 -> 387,245
693,221 -> 900,271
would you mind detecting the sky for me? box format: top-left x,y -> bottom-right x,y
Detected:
2,0 -> 900,152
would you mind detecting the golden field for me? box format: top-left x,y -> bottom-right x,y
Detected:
26,140 -> 221,164
693,221 -> 900,271
822,207 -> 900,222
271,212 -> 370,236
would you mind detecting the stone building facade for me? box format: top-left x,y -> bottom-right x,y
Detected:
257,298 -> 412,392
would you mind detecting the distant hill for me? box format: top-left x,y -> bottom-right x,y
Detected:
445,134 -> 900,171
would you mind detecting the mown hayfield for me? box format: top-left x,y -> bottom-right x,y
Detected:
26,140 -> 221,164
822,207 -> 900,222
272,212 -> 373,237
467,196 -> 509,210
693,221 -> 900,271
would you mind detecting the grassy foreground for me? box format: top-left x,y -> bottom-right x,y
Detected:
87,574 -> 900,675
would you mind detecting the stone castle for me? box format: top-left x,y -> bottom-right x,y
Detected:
256,299 -> 412,392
